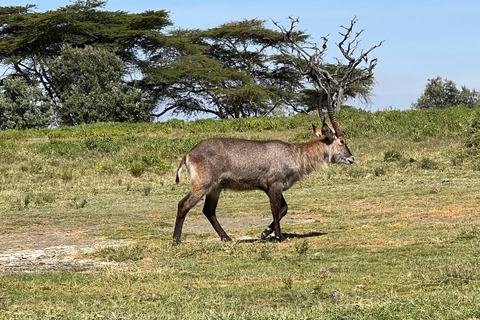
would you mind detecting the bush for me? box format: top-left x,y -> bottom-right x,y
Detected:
0,77 -> 52,130
37,140 -> 85,156
84,136 -> 121,153
95,159 -> 117,174
465,119 -> 480,154
129,162 -> 145,177
450,118 -> 480,168
153,159 -> 170,174
60,169 -> 73,182
412,76 -> 479,109
384,150 -> 403,162
419,158 -> 438,170
50,45 -> 154,126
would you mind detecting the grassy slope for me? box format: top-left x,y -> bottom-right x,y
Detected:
0,107 -> 479,319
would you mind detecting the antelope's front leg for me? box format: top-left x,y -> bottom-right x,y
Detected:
261,195 -> 288,240
266,188 -> 286,242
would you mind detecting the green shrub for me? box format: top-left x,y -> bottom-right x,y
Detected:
419,157 -> 439,170
374,165 -> 387,176
95,159 -> 117,174
450,118 -> 480,168
291,131 -> 312,143
143,185 -> 152,196
465,118 -> 480,154
60,169 -> 73,182
72,197 -> 88,209
384,150 -> 403,162
129,162 -> 145,177
126,152 -> 170,175
294,239 -> 310,255
153,159 -> 170,174
36,140 -> 85,156
84,136 -> 121,153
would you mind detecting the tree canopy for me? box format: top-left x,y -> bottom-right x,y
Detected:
0,1 -> 380,128
412,76 -> 479,109
0,1 -> 171,66
0,0 -> 171,104
49,45 -> 153,126
148,19 -> 307,119
0,77 -> 51,130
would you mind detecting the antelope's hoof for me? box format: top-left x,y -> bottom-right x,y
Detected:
260,227 -> 273,240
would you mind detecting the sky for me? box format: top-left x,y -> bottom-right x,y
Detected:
5,0 -> 480,111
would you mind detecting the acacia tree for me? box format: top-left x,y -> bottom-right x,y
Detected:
275,17 -> 383,117
148,19 -> 307,119
0,1 -> 170,120
1,3 -> 383,124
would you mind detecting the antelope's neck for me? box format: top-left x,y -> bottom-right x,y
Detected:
294,139 -> 330,174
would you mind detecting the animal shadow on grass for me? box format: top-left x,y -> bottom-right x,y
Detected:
236,232 -> 327,243
283,231 -> 327,239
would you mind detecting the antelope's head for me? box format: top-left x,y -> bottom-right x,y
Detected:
313,107 -> 354,165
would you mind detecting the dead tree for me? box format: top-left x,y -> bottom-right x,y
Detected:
274,17 -> 384,115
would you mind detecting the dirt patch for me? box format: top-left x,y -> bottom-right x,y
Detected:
0,227 -> 131,275
0,216 -> 318,274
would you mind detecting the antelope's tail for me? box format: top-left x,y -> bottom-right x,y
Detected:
175,156 -> 186,184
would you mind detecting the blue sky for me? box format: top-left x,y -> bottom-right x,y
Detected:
6,0 -> 480,111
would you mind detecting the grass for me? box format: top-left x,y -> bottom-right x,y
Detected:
1,235 -> 479,319
0,107 -> 480,319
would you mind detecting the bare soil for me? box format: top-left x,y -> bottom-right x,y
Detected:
0,215 -> 317,275
0,226 -> 131,275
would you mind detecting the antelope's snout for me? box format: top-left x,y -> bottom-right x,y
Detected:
346,156 -> 355,164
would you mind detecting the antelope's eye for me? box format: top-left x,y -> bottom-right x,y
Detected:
339,139 -> 346,145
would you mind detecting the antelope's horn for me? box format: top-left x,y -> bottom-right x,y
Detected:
317,93 -> 327,125
327,107 -> 344,137
318,106 -> 326,125
325,87 -> 344,137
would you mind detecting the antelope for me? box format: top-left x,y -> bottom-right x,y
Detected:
173,110 -> 354,244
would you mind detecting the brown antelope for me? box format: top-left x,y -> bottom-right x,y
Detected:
173,111 -> 354,244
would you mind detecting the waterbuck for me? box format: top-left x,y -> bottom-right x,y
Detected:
173,111 -> 354,244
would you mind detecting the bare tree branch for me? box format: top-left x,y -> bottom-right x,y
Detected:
151,101 -> 224,119
274,16 -> 383,118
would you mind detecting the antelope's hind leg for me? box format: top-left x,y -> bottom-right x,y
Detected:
173,189 -> 206,244
261,195 -> 288,240
203,188 -> 232,241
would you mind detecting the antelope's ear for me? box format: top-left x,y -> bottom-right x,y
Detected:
312,124 -> 322,137
313,123 -> 335,144
321,123 -> 335,144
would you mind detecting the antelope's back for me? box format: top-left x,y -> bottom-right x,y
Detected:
186,138 -> 298,190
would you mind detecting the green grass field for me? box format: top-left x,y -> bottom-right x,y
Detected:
0,107 -> 479,319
